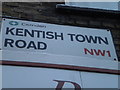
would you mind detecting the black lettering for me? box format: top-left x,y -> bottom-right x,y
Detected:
55,32 -> 64,40
27,41 -> 37,49
21,23 -> 25,26
24,29 -> 34,37
34,30 -> 42,38
68,34 -> 75,41
43,31 -> 45,38
46,31 -> 54,39
38,42 -> 47,50
4,38 -> 14,47
85,35 -> 97,44
15,40 -> 26,48
16,28 -> 23,36
98,37 -> 109,45
76,34 -> 85,42
6,27 -> 15,35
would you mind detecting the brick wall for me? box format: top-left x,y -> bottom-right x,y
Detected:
2,2 -> 120,61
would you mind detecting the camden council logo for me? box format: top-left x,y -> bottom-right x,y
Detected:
9,21 -> 19,26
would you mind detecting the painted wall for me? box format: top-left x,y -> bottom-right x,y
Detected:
2,66 -> 118,88
65,2 -> 119,10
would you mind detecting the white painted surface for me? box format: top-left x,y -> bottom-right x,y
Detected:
65,0 -> 120,2
118,1 -> 120,10
1,50 -> 119,70
65,1 -> 119,11
1,18 -> 117,61
0,19 -> 2,50
2,66 -> 118,88
81,72 -> 118,88
0,65 -> 2,90
0,50 -> 1,59
118,75 -> 120,89
2,66 -> 82,88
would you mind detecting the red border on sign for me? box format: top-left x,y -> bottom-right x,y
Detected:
0,60 -> 119,75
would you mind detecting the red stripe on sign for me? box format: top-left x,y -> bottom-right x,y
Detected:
0,60 -> 119,75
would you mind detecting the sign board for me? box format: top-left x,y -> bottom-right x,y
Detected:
0,18 -> 118,61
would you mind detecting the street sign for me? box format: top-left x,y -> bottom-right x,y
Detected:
0,18 -> 117,61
